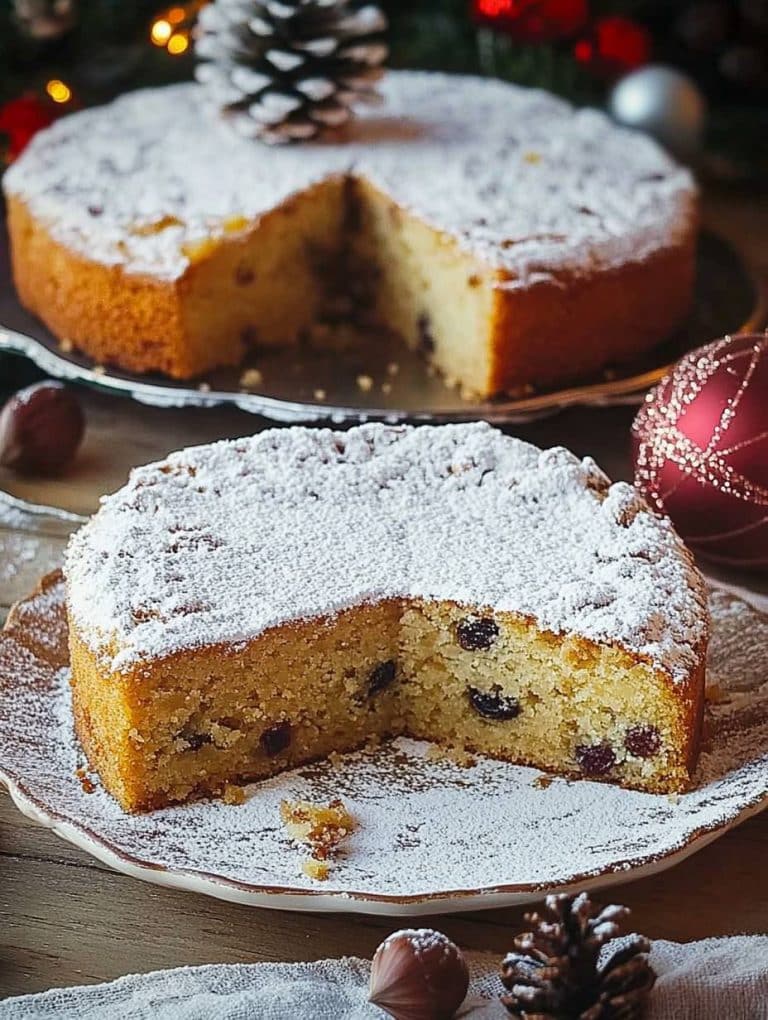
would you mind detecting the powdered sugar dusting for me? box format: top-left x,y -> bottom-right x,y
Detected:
3,72 -> 695,282
0,535 -> 40,582
64,423 -> 707,683
383,929 -> 454,955
0,576 -> 765,908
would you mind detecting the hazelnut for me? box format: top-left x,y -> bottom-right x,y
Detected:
369,928 -> 469,1020
0,381 -> 84,476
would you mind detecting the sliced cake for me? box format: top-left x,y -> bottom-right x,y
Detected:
65,423 -> 708,811
4,72 -> 697,398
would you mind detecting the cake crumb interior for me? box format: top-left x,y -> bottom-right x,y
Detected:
70,598 -> 690,813
177,175 -> 498,395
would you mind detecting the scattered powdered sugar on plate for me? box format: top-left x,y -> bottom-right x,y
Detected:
0,535 -> 39,581
382,929 -> 457,955
65,423 -> 707,684
3,72 -> 695,283
0,573 -> 764,912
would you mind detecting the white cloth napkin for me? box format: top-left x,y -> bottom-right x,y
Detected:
2,938 -> 767,1019
648,939 -> 768,1019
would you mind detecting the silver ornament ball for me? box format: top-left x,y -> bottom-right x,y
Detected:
609,65 -> 707,161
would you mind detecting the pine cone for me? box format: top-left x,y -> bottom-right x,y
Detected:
195,0 -> 388,144
500,893 -> 656,1020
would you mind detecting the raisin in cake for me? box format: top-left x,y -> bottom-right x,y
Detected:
4,72 -> 697,398
65,423 -> 708,811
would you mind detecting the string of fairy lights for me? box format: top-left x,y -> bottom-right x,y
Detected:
149,1 -> 208,57
45,78 -> 72,104
37,1 -> 206,111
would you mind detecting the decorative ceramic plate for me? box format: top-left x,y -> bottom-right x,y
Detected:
1,572 -> 767,916
0,226 -> 764,425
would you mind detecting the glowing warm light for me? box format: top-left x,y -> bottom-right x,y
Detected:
151,18 -> 172,44
167,32 -> 189,54
573,39 -> 592,62
45,79 -> 72,104
153,3 -> 207,55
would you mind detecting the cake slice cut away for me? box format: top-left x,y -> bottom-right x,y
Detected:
65,424 -> 709,811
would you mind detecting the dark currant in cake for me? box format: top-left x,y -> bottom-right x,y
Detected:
576,743 -> 617,776
468,685 -> 521,721
261,721 -> 292,757
456,617 -> 499,651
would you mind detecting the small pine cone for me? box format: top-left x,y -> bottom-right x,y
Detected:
500,892 -> 656,1019
195,0 -> 388,144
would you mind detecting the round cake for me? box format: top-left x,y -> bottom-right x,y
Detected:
4,72 -> 698,398
65,422 -> 709,812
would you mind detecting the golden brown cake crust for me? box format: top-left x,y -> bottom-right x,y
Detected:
488,232 -> 698,395
8,196 -> 191,377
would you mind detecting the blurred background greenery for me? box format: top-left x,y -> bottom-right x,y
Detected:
0,2 -> 766,176
2,2 -> 767,98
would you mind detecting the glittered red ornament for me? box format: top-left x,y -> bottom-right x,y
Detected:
472,0 -> 589,43
632,333 -> 768,571
574,15 -> 652,78
0,94 -> 58,161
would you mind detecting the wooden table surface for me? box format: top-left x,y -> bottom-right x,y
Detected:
1,193 -> 768,1000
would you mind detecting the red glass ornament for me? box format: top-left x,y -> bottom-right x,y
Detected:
472,0 -> 589,43
574,15 -> 652,78
0,94 -> 57,160
632,333 -> 768,571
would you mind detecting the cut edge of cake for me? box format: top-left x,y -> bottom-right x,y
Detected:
68,596 -> 706,813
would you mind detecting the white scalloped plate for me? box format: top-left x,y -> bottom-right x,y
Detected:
1,572 -> 767,915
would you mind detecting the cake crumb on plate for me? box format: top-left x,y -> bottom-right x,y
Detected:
280,797 -> 356,879
223,783 -> 246,805
302,859 -> 330,881
240,368 -> 263,389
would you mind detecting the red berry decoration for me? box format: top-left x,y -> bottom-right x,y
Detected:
472,0 -> 589,43
369,928 -> 469,1020
0,381 -> 85,476
574,15 -> 652,78
0,94 -> 57,161
632,333 -> 768,571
